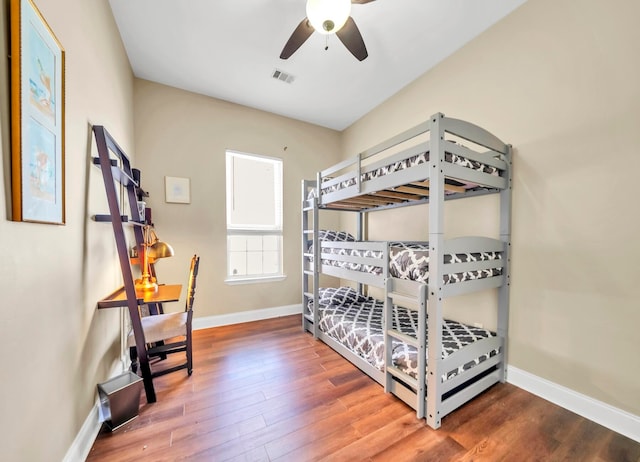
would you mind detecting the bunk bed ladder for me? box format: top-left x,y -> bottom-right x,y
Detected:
384,279 -> 427,419
301,180 -> 320,337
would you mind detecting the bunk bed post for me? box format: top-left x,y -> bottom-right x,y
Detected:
426,113 -> 446,429
497,145 -> 513,383
416,283 -> 427,419
356,211 -> 365,295
383,278 -> 393,394
356,211 -> 364,241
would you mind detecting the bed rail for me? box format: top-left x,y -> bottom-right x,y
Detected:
440,236 -> 506,297
442,236 -> 504,253
441,346 -> 502,395
441,369 -> 502,417
359,120 -> 431,160
304,240 -> 388,289
440,115 -> 510,155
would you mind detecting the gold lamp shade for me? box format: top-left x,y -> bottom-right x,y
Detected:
148,240 -> 174,261
130,229 -> 174,262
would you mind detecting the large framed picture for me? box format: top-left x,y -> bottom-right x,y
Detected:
10,0 -> 65,224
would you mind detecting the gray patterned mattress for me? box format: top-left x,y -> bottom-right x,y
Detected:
309,149 -> 499,199
389,242 -> 502,284
308,287 -> 499,382
311,231 -> 503,284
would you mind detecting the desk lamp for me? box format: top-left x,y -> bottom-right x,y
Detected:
133,226 -> 174,292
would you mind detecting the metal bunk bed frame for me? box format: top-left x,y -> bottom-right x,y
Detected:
301,112 -> 512,429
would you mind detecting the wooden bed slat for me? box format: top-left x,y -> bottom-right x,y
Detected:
325,202 -> 367,211
394,185 -> 430,196
411,180 -> 466,194
371,190 -> 420,201
345,195 -> 404,206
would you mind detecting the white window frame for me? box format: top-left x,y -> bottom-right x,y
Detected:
225,150 -> 285,284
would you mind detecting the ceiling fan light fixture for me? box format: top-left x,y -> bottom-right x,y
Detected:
306,0 -> 352,35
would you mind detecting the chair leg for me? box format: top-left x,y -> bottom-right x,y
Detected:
186,331 -> 193,376
129,346 -> 139,373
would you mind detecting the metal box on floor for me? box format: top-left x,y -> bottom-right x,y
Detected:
97,371 -> 143,431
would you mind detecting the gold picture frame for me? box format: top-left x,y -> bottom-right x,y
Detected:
10,0 -> 65,224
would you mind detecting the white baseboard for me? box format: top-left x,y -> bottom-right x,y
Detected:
63,403 -> 101,462
192,303 -> 302,330
508,366 -> 640,443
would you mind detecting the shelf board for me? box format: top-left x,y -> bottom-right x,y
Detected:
92,157 -> 138,187
92,214 -> 144,226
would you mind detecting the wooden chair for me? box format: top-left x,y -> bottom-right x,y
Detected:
129,254 -> 200,378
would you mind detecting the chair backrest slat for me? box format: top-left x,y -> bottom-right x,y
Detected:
186,255 -> 200,312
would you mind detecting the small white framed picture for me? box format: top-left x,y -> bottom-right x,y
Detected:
165,176 -> 191,204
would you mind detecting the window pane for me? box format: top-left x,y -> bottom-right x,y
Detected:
246,235 -> 263,252
246,251 -> 263,275
228,235 -> 247,252
263,235 -> 280,251
263,251 -> 280,274
228,251 -> 247,276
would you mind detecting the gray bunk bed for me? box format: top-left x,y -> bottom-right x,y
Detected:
301,113 -> 512,429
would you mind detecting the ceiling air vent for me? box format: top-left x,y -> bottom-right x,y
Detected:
272,69 -> 295,84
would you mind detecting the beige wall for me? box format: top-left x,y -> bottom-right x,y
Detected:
133,80 -> 341,317
0,0 -> 134,460
342,0 -> 640,416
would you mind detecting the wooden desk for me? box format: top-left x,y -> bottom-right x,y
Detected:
98,284 -> 182,309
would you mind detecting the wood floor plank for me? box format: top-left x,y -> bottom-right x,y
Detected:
370,429 -> 464,461
271,424 -> 362,462
87,315 -> 640,462
599,432 -> 640,462
318,412 -> 426,461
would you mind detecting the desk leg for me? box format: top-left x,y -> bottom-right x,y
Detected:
137,346 -> 156,403
128,300 -> 157,403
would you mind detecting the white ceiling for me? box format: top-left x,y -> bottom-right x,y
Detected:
108,0 -> 526,131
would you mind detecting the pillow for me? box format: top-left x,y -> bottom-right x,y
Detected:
318,287 -> 368,306
318,230 -> 356,242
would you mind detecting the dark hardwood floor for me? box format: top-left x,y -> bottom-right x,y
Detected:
87,315 -> 640,461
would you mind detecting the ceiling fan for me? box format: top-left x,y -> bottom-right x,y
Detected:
280,0 -> 375,62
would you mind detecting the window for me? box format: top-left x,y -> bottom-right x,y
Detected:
225,150 -> 284,283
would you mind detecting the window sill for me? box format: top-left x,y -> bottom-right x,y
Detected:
224,275 -> 287,286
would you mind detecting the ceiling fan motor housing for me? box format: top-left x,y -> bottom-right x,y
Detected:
306,0 -> 352,34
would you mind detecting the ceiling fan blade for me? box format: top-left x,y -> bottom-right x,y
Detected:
336,17 -> 368,61
351,0 -> 375,4
280,18 -> 314,59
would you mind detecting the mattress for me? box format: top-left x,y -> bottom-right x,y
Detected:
311,233 -> 503,284
308,287 -> 499,381
309,149 -> 500,200
389,242 -> 502,284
